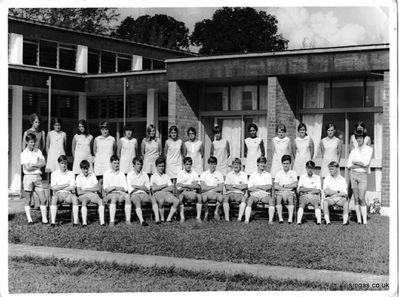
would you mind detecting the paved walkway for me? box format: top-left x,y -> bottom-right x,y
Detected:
9,244 -> 388,284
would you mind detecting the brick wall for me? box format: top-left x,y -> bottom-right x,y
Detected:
266,77 -> 298,170
168,81 -> 200,141
381,71 -> 390,207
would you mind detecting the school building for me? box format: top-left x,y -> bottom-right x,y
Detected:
8,16 -> 391,215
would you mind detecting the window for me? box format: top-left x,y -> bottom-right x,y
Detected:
101,51 -> 116,73
23,38 -> 38,65
126,94 -> 147,118
39,40 -> 57,68
59,44 -> 76,71
158,93 -> 168,117
117,54 -> 132,72
203,87 -> 227,111
152,59 -> 165,70
231,85 -> 258,110
88,49 -> 100,74
142,57 -> 152,70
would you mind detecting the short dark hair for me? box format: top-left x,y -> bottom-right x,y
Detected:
57,155 -> 68,163
248,123 -> 258,132
208,156 -> 217,164
110,155 -> 119,162
124,126 -> 134,133
51,117 -> 63,127
25,133 -> 36,143
328,161 -> 339,168
80,160 -> 90,169
183,157 -> 192,164
29,113 -> 40,125
213,125 -> 221,134
232,158 -> 241,165
187,127 -> 196,136
155,156 -> 166,166
354,129 -> 366,139
281,155 -> 291,163
276,123 -> 286,133
100,121 -> 109,129
325,122 -> 336,131
305,160 -> 315,168
297,123 -> 307,132
257,156 -> 267,163
133,156 -> 143,165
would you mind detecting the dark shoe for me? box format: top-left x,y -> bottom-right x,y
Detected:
100,224 -> 106,227
288,221 -> 292,225
28,221 -> 34,225
343,221 -> 349,225
141,221 -> 149,226
316,222 -> 321,225
42,221 -> 49,225
51,223 -> 56,228
155,221 -> 161,225
82,224 -> 87,228
73,224 -> 79,227
279,220 -> 284,224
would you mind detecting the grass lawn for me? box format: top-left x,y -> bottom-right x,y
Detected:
9,255 -> 373,292
8,210 -> 389,275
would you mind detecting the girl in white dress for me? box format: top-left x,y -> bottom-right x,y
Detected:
72,120 -> 93,174
141,124 -> 162,175
320,123 -> 342,178
184,127 -> 204,175
293,123 -> 314,177
93,121 -> 116,178
164,125 -> 185,182
45,117 -> 67,172
271,124 -> 292,178
244,123 -> 265,175
210,125 -> 230,176
118,126 -> 138,174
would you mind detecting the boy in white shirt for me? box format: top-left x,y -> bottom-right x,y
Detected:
222,158 -> 248,222
127,156 -> 160,226
151,156 -> 179,222
20,133 -> 48,224
324,161 -> 349,225
347,130 -> 373,224
176,157 -> 201,222
103,155 -> 131,226
200,156 -> 224,221
50,155 -> 78,227
245,156 -> 273,224
274,155 -> 298,224
297,161 -> 322,225
76,160 -> 105,226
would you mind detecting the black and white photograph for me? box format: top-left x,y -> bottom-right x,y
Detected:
3,0 -> 397,295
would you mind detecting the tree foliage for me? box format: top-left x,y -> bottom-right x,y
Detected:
112,14 -> 190,50
9,8 -> 119,35
190,7 -> 289,55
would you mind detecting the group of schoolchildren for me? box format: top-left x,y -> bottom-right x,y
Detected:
20,113 -> 373,227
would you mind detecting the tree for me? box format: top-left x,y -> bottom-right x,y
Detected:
9,8 -> 119,35
112,14 -> 190,50
190,7 -> 288,55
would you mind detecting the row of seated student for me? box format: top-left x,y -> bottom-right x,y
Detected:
21,128 -> 372,227
23,113 -> 371,181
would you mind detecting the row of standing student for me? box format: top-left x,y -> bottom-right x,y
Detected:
23,113 -> 371,181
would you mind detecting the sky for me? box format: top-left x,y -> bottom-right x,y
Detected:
117,6 -> 390,51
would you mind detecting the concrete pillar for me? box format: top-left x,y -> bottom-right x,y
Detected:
132,55 -> 143,71
78,92 -> 87,120
9,85 -> 23,192
9,33 -> 23,64
168,82 -> 177,127
76,45 -> 88,73
147,89 -> 158,129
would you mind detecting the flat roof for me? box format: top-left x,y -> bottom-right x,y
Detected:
9,16 -> 197,57
166,44 -> 389,63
